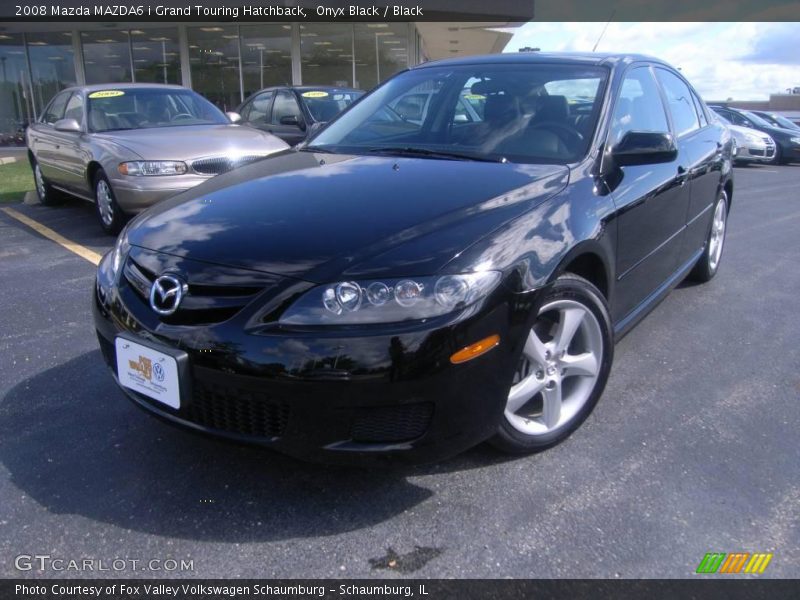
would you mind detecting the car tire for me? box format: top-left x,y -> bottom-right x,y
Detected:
32,159 -> 65,206
490,273 -> 613,453
689,189 -> 729,283
94,170 -> 127,235
770,145 -> 782,165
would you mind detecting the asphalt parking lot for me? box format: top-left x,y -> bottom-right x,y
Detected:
0,163 -> 798,579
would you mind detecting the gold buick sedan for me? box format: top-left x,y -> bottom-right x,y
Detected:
26,83 -> 288,234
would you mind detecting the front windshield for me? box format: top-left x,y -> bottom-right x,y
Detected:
741,110 -> 773,128
87,88 -> 228,132
767,114 -> 799,130
300,90 -> 363,122
306,63 -> 609,164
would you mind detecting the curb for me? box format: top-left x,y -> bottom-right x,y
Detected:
23,191 -> 39,205
0,157 -> 18,165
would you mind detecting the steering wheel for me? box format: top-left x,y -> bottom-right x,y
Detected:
530,122 -> 584,149
171,113 -> 194,122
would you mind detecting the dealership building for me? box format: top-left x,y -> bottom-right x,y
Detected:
0,20 -> 521,144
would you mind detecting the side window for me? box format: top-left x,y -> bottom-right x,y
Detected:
271,90 -> 301,125
245,92 -> 274,124
63,93 -> 84,128
655,69 -> 700,137
690,92 -> 708,127
609,67 -> 670,147
42,91 -> 70,125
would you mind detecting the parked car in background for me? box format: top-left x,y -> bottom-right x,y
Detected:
710,105 -> 800,164
750,110 -> 800,132
713,112 -> 776,164
94,53 -> 733,464
27,84 -> 288,234
235,86 -> 363,146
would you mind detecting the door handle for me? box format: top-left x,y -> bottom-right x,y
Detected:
676,166 -> 688,186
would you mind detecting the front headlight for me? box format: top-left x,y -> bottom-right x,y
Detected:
109,227 -> 130,282
790,136 -> 800,145
118,161 -> 188,176
279,271 -> 502,325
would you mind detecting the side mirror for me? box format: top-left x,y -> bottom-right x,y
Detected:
612,131 -> 677,166
280,115 -> 306,130
226,111 -> 242,124
54,118 -> 81,133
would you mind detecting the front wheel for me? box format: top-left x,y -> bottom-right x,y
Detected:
490,274 -> 613,453
689,190 -> 728,283
94,170 -> 127,235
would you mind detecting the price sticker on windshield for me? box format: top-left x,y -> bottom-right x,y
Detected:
88,90 -> 125,99
302,91 -> 329,98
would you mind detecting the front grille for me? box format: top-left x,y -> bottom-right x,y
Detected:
191,155 -> 267,175
187,378 -> 290,438
123,256 -> 262,325
750,148 -> 765,157
351,402 -> 434,443
98,339 -> 290,438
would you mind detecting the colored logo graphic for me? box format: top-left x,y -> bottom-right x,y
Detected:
153,362 -> 165,382
696,552 -> 773,574
128,355 -> 153,381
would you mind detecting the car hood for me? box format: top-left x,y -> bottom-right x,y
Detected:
127,151 -> 569,283
95,124 -> 288,160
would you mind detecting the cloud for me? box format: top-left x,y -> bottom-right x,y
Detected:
507,22 -> 800,100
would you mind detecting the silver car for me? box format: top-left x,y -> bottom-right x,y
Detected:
26,83 -> 288,234
713,112 -> 775,165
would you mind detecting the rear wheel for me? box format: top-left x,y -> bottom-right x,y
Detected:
689,189 -> 728,282
32,159 -> 65,206
491,274 -> 613,453
94,170 -> 126,235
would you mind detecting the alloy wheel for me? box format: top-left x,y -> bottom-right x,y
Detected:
96,179 -> 114,227
34,164 -> 46,200
708,197 -> 727,271
505,299 -> 603,436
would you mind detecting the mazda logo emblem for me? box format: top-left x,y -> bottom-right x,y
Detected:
149,274 -> 187,316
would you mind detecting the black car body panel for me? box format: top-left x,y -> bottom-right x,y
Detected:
95,53 -> 733,463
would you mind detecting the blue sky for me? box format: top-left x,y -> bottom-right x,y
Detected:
506,22 -> 800,100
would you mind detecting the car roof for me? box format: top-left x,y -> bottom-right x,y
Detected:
62,83 -> 187,94
413,51 -> 673,70
250,85 -> 364,94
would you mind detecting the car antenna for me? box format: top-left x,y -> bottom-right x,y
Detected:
592,10 -> 616,52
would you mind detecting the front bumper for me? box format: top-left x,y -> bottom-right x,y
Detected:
93,250 -> 537,464
110,173 -> 210,213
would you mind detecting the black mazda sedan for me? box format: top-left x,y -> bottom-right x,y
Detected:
94,53 -> 733,463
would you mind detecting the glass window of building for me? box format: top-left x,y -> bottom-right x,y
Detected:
354,23 -> 408,91
82,30 -> 132,84
300,24 -> 353,88
0,33 -> 35,145
130,28 -> 181,85
240,25 -> 292,97
26,32 -> 77,117
188,26 -> 242,111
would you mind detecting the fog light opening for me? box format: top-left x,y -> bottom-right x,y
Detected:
450,334 -> 501,364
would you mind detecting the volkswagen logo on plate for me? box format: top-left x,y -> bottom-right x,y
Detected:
149,274 -> 187,316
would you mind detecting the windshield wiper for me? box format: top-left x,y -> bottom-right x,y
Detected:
300,145 -> 335,153
365,146 -> 507,163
